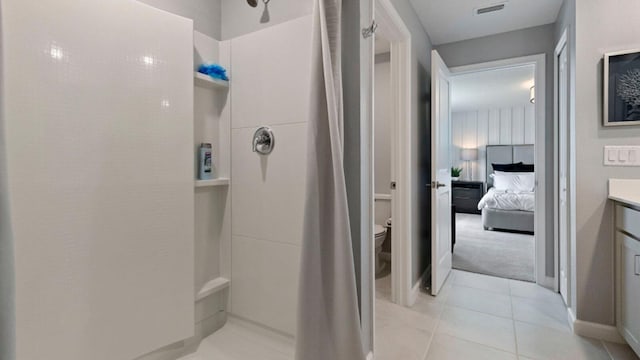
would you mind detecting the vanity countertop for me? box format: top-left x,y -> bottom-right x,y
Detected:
609,179 -> 640,208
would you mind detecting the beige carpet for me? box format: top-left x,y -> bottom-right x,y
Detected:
453,213 -> 535,282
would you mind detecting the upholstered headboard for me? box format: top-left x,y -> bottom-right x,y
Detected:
486,145 -> 535,188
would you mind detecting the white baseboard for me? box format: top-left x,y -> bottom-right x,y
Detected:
409,280 -> 420,306
569,311 -> 625,344
567,307 -> 576,332
409,268 -> 429,306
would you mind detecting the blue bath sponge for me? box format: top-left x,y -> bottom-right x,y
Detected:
198,63 -> 229,81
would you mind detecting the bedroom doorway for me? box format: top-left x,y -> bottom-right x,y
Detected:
449,66 -> 536,283
446,55 -> 551,288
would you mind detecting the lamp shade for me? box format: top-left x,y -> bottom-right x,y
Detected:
460,148 -> 478,161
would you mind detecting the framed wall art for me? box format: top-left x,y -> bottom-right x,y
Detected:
604,49 -> 640,126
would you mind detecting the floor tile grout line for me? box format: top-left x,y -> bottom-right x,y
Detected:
509,289 -> 523,359
444,301 -> 514,321
423,281 -> 454,359
431,278 -> 520,358
431,331 -> 520,358
422,274 -> 455,360
510,293 -> 566,305
449,284 -> 510,296
449,282 -> 512,296
420,302 -> 442,360
434,305 -> 520,357
601,340 -> 617,360
453,273 -> 564,305
444,298 -> 572,335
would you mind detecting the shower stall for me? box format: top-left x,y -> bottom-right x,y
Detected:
0,0 -> 374,359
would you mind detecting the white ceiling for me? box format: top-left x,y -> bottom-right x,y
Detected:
410,0 -> 564,45
451,65 -> 535,112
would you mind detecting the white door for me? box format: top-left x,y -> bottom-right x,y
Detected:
430,50 -> 453,295
558,43 -> 570,304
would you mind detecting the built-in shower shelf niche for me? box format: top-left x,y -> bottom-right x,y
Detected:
196,277 -> 230,302
194,178 -> 230,188
191,30 -> 232,347
194,72 -> 229,89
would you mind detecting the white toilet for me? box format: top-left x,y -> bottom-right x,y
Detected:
374,224 -> 387,274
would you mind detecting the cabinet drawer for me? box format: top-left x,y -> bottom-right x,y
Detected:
452,188 -> 481,199
617,205 -> 640,239
453,199 -> 481,214
618,232 -> 640,355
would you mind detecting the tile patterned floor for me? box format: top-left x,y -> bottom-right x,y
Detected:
375,270 -> 639,360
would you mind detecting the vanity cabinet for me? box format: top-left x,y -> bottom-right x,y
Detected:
616,205 -> 640,356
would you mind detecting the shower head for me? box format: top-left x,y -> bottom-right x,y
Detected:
247,0 -> 258,7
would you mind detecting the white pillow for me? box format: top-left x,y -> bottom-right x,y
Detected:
493,171 -> 535,192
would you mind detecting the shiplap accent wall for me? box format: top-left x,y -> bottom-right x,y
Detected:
452,104 -> 535,181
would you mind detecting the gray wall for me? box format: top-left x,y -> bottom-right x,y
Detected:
435,24 -> 557,278
573,0 -> 640,326
136,0 -> 222,39
221,0 -> 313,40
389,0 -> 433,286
374,59 -> 392,198
554,0 -> 577,314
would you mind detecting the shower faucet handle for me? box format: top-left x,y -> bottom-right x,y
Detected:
252,126 -> 275,155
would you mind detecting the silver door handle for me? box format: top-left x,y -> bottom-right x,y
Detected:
635,255 -> 640,276
427,181 -> 446,189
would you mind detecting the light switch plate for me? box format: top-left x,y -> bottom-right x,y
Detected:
604,146 -> 640,166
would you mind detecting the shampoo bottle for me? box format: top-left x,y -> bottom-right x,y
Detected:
199,143 -> 214,180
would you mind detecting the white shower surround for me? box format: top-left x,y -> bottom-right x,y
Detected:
0,3 -> 326,359
230,15 -> 313,336
1,1 -> 194,359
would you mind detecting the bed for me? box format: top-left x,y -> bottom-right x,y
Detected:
480,145 -> 535,234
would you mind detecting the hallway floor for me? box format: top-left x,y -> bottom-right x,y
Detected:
375,270 -> 639,360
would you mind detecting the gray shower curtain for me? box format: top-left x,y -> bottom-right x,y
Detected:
295,0 -> 365,359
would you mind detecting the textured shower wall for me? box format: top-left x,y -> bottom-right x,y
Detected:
1,1 -> 194,359
229,15 -> 313,336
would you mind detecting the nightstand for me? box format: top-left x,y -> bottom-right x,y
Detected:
452,181 -> 484,214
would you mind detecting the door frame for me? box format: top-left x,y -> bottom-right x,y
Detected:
449,54 -> 553,288
373,0 -> 413,307
554,27 -> 572,305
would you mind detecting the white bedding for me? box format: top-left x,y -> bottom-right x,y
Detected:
478,188 -> 535,212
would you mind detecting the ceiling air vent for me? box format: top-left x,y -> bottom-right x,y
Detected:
475,3 -> 506,15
